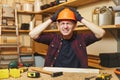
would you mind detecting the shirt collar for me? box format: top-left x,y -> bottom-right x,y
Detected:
58,32 -> 77,41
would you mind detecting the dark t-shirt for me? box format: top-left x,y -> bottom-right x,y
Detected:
54,38 -> 80,68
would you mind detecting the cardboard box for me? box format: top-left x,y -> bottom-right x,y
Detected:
2,7 -> 14,18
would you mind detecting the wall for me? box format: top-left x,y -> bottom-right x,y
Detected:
77,0 -> 118,55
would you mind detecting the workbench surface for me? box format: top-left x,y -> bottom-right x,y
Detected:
2,68 -> 119,80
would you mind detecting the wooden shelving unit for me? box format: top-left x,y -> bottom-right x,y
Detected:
0,8 -> 20,68
1,25 -> 118,33
17,0 -> 109,14
0,8 -> 35,68
16,0 -> 116,33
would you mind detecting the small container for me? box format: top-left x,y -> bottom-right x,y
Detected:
92,7 -> 100,25
114,12 -> 120,24
34,0 -> 43,12
14,2 -> 21,11
22,3 -> 33,12
56,0 -> 67,4
99,6 -> 113,26
0,69 -> 9,79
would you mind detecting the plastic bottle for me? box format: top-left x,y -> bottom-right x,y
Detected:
34,0 -> 43,12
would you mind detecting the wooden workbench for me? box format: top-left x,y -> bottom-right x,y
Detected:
2,68 -> 119,80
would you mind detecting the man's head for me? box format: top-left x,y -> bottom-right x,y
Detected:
56,7 -> 77,39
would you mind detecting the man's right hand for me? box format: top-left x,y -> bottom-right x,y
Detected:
51,7 -> 64,22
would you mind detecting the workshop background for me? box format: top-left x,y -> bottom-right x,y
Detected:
0,0 -> 120,68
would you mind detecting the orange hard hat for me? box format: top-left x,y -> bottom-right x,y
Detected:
57,8 -> 76,21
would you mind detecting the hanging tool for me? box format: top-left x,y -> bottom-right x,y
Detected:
30,67 -> 63,77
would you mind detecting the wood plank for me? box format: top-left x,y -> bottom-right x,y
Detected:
0,52 -> 18,55
1,25 -> 117,33
34,41 -> 48,56
88,62 -> 116,70
43,25 -> 116,33
88,54 -> 100,60
43,67 -> 99,73
0,43 -> 18,47
88,59 -> 100,64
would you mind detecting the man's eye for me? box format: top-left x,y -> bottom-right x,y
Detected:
60,23 -> 64,25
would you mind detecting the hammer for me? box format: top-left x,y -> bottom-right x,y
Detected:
30,67 -> 63,77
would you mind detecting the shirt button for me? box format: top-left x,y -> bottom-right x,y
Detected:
54,57 -> 56,60
80,44 -> 82,47
51,44 -> 54,47
61,38 -> 63,40
57,50 -> 59,53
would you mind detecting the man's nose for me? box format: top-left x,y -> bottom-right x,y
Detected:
64,24 -> 69,29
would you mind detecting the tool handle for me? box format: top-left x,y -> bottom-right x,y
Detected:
30,67 -> 52,75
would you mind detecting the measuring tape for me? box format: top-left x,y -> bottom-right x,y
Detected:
27,71 -> 40,78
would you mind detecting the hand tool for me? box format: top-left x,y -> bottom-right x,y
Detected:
85,73 -> 112,80
30,67 -> 63,77
27,71 -> 40,78
96,73 -> 112,80
85,76 -> 96,80
19,67 -> 28,73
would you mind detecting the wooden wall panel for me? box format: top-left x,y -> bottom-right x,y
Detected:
34,41 -> 48,55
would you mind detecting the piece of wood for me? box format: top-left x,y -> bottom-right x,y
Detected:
30,67 -> 52,75
34,41 -> 48,55
88,59 -> 100,64
43,67 -> 99,73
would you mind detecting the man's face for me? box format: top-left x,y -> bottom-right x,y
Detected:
57,20 -> 76,39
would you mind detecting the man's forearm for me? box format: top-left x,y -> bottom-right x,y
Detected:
81,18 -> 105,38
29,19 -> 52,39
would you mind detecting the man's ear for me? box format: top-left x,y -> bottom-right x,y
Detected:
56,22 -> 60,30
73,24 -> 77,29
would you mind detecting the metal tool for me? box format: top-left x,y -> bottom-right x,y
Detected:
85,73 -> 112,80
85,76 -> 96,80
96,73 -> 112,80
30,67 -> 63,77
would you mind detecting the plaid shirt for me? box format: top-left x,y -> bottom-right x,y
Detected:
34,32 -> 101,68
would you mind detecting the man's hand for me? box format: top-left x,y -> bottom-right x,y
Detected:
51,7 -> 64,22
69,7 -> 83,22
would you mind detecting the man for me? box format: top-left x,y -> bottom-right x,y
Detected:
29,7 -> 105,68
